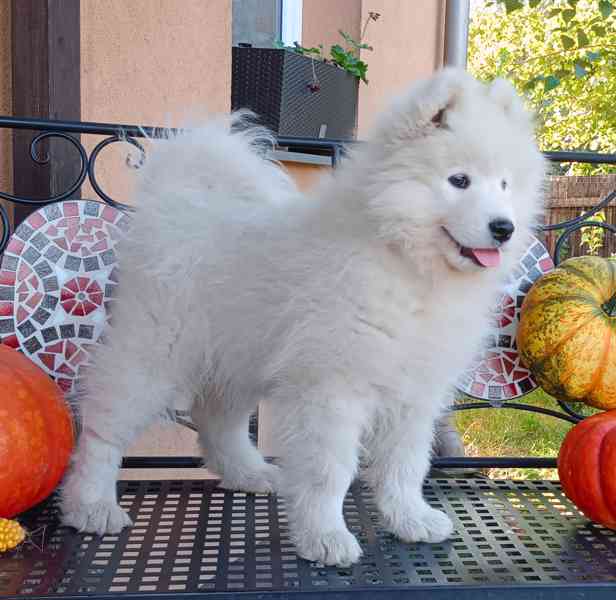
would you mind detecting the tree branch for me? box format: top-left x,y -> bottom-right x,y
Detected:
512,43 -> 616,71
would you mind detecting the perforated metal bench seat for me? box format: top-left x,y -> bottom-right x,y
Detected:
2,476 -> 616,600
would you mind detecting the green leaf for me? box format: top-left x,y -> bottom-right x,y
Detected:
330,44 -> 348,67
586,50 -> 601,61
497,47 -> 511,64
562,8 -> 576,22
338,30 -> 353,44
529,0 -> 540,6
338,29 -> 365,52
547,8 -> 561,17
356,61 -> 368,84
561,34 -> 575,49
577,29 -> 589,46
543,75 -> 561,91
599,0 -> 613,17
291,41 -> 307,54
574,62 -> 587,78
503,0 -> 524,14
522,75 -> 542,91
591,24 -> 606,35
555,68 -> 570,78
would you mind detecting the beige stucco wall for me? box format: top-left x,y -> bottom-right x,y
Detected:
80,0 -> 232,204
302,0 -> 362,54
0,2 -> 12,228
81,0 -> 231,122
358,0 -> 445,134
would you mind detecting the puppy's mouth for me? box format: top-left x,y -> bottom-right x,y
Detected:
441,227 -> 501,268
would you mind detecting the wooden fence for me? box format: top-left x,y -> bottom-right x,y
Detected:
543,174 -> 616,259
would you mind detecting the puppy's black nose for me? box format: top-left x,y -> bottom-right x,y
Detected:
489,219 -> 514,243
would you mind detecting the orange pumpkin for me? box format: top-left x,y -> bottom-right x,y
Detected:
558,411 -> 616,529
517,256 -> 616,410
0,345 -> 74,517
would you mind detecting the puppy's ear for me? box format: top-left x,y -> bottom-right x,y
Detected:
409,67 -> 471,132
431,107 -> 447,127
488,78 -> 534,129
429,101 -> 456,128
371,67 -> 472,143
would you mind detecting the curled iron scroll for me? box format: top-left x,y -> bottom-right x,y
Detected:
0,202 -> 9,253
87,134 -> 145,211
0,132 -> 88,206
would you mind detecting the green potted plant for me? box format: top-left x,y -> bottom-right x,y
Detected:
231,12 -> 380,140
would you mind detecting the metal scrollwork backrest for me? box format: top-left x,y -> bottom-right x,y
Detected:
0,116 -> 615,430
0,117 -> 164,255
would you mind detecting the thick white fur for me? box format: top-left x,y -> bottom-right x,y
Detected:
60,68 -> 545,566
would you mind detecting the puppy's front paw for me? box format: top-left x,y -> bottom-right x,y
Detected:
295,528 -> 363,566
61,499 -> 133,536
382,501 -> 454,544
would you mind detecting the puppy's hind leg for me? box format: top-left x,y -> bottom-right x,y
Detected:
60,343 -> 183,536
192,397 -> 280,494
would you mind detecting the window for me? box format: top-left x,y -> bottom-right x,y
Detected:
280,0 -> 302,46
232,0 -> 302,48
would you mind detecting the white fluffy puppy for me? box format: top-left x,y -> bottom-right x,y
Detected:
61,68 -> 544,566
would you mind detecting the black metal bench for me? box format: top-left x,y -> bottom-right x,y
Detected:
1,116 -> 616,600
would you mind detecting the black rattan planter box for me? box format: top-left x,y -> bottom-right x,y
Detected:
232,47 -> 359,140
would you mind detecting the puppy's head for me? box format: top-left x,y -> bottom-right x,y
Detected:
360,68 -> 545,276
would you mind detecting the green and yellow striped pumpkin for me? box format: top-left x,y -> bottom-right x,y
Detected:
517,256 -> 616,410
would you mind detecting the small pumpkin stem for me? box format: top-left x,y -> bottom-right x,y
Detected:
601,294 -> 616,317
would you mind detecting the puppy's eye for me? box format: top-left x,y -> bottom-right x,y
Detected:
448,173 -> 470,189
501,179 -> 507,190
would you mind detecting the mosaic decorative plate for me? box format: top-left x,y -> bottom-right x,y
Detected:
0,200 -> 129,392
456,236 -> 554,403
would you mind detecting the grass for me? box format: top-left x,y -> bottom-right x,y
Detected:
453,389 -> 597,480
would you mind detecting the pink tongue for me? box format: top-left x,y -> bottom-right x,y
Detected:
465,247 -> 501,268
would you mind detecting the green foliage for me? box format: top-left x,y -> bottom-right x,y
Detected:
275,30 -> 372,84
339,29 -> 373,53
274,11 -> 380,84
469,0 -> 616,173
330,40 -> 370,83
579,209 -> 607,254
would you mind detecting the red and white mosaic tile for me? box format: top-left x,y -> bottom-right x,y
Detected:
456,236 -> 554,403
0,200 -> 129,392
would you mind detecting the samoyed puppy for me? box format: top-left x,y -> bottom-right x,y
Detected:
61,68 -> 544,566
